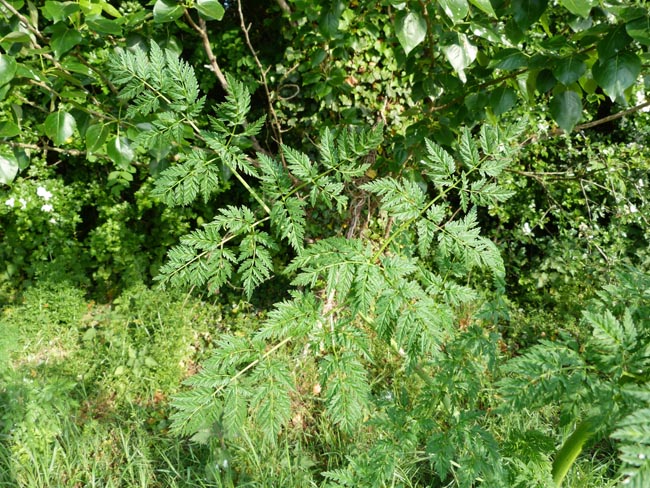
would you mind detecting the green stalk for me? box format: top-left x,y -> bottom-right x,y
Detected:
552,417 -> 600,486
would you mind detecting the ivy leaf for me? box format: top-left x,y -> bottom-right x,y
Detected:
395,10 -> 427,56
488,86 -> 517,116
442,34 -> 477,83
0,54 -> 17,86
153,0 -> 184,23
550,91 -> 582,133
196,0 -> 225,21
439,0 -> 469,24
512,0 -> 549,31
592,51 -> 641,101
553,56 -> 586,85
107,136 -> 135,168
0,153 -> 19,185
559,0 -> 597,18
44,110 -> 76,146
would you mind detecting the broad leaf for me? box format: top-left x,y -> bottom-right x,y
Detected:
626,16 -> 650,46
49,23 -> 82,58
85,124 -> 110,152
560,0 -> 597,18
550,91 -> 582,132
0,153 -> 19,185
488,86 -> 517,116
153,0 -> 184,23
0,120 -> 20,138
592,51 -> 641,101
469,0 -> 495,17
0,54 -> 17,86
41,1 -> 80,22
438,0 -> 469,24
597,25 -> 632,61
443,34 -> 477,83
512,0 -> 549,31
395,10 -> 427,56
553,56 -> 586,85
44,110 -> 76,145
196,0 -> 225,20
86,18 -> 123,36
107,136 -> 135,168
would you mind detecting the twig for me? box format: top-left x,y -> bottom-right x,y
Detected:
236,0 -> 286,164
275,0 -> 291,16
0,0 -> 46,43
183,10 -> 229,91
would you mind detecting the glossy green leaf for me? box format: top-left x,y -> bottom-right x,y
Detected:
395,10 -> 427,56
536,69 -> 556,93
592,51 -> 641,101
0,120 -> 20,138
488,86 -> 517,115
100,0 -> 122,18
44,110 -> 76,145
85,124 -> 110,152
469,0 -> 495,17
559,0 -> 597,18
196,0 -> 225,20
442,34 -> 477,83
438,0 -> 469,24
107,136 -> 135,168
626,16 -> 650,45
550,91 -> 582,132
0,153 -> 19,185
50,24 -> 82,58
512,0 -> 548,31
553,56 -> 587,85
0,54 -> 17,86
153,0 -> 184,23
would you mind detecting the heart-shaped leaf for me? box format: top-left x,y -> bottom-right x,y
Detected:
395,10 -> 427,56
44,110 -> 76,145
0,153 -> 19,185
196,0 -> 225,21
0,54 -> 17,86
107,136 -> 135,168
153,0 -> 184,24
550,91 -> 582,132
593,51 -> 641,101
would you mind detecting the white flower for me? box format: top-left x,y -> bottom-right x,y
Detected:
37,186 -> 53,201
523,222 -> 533,236
638,179 -> 645,189
19,198 -> 26,209
49,218 -> 57,224
625,204 -> 638,214
41,204 -> 53,212
5,197 -> 14,207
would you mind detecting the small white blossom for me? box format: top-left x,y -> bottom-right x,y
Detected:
49,218 -> 57,224
37,186 -> 53,201
41,204 -> 53,212
19,198 -> 26,209
523,222 -> 533,236
638,179 -> 645,189
625,204 -> 638,214
5,197 -> 14,207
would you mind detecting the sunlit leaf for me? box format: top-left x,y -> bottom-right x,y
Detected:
153,0 -> 184,23
0,54 -> 17,86
107,136 -> 135,168
395,10 -> 427,56
0,153 -> 19,185
196,0 -> 225,20
438,0 -> 469,24
559,0 -> 597,18
44,110 -> 76,145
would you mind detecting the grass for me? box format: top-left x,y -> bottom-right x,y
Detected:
0,281 -> 248,487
